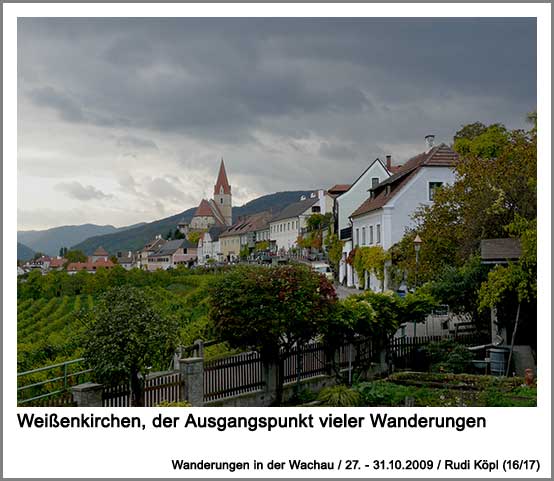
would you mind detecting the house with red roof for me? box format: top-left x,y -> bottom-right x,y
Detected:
345,136 -> 459,290
66,258 -> 115,274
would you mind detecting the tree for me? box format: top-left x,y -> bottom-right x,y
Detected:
65,250 -> 87,263
59,246 -> 68,257
83,287 -> 179,406
33,252 -> 45,260
324,233 -> 343,276
187,231 -> 201,246
173,229 -> 185,240
389,114 -> 536,285
352,246 -> 388,290
209,264 -> 336,404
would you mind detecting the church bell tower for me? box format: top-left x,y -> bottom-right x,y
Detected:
213,159 -> 232,226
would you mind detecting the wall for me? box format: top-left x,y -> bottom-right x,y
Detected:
336,160 -> 389,233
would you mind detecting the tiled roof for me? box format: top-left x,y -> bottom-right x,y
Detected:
220,211 -> 272,238
67,259 -> 114,272
270,196 -> 319,222
49,258 -> 67,268
92,246 -> 109,256
328,184 -> 351,194
214,159 -> 231,195
350,144 -> 458,218
195,199 -> 215,217
151,239 -> 195,257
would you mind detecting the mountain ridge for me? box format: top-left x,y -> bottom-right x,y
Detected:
71,190 -> 313,255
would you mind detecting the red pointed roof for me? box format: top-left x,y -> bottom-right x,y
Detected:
195,199 -> 214,217
214,159 -> 231,195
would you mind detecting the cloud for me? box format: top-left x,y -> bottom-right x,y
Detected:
17,18 -> 536,229
55,181 -> 112,201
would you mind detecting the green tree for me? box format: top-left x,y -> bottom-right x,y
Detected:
65,250 -> 88,263
390,114 -> 536,285
59,246 -> 68,257
209,264 -> 336,404
187,231 -> 201,246
325,233 -> 343,276
83,287 -> 179,406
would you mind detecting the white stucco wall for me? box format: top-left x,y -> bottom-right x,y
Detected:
336,159 -> 390,233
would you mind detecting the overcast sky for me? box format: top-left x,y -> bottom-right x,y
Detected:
17,18 -> 536,230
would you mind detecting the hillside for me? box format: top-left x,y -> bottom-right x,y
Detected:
17,223 -> 145,257
72,190 -> 313,255
17,243 -> 35,261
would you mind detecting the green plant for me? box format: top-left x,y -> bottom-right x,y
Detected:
423,340 -> 474,373
317,385 -> 361,407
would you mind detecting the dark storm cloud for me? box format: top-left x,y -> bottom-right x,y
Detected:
18,17 -> 536,229
19,18 -> 536,142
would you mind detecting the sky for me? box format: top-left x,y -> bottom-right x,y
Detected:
17,18 -> 536,231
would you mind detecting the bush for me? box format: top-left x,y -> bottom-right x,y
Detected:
355,380 -> 411,406
423,340 -> 474,373
317,385 -> 361,407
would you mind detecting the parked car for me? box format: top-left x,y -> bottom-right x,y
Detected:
312,262 -> 333,280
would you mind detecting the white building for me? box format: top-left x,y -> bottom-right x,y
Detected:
197,225 -> 226,265
349,138 -> 458,290
269,190 -> 333,254
335,158 -> 393,286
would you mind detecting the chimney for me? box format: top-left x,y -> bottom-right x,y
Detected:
386,155 -> 392,171
425,134 -> 435,151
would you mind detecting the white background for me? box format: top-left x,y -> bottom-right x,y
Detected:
3,3 -> 551,479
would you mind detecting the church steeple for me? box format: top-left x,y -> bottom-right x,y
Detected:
214,158 -> 231,196
213,158 -> 232,226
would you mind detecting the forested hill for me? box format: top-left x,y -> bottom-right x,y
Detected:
17,222 -> 145,257
72,190 -> 313,255
17,243 -> 35,261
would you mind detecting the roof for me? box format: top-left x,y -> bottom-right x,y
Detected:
49,258 -> 67,268
270,196 -> 319,223
67,259 -> 115,272
214,159 -> 231,195
151,239 -> 195,257
195,199 -> 215,217
206,225 -> 227,241
350,144 -> 458,218
328,184 -> 351,195
480,238 -> 522,263
143,236 -> 166,252
92,246 -> 109,256
193,199 -> 226,225
220,211 -> 273,238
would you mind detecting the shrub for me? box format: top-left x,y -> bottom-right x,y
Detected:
423,340 -> 474,373
355,380 -> 411,406
317,385 -> 361,407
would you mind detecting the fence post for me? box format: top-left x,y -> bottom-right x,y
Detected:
180,357 -> 204,406
72,382 -> 103,407
262,360 -> 278,406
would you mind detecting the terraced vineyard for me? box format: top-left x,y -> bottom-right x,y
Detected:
17,279 -> 216,373
17,294 -> 95,372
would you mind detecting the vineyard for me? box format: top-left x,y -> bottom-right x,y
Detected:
17,273 -> 218,374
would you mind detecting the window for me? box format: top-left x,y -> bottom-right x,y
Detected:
355,228 -> 360,247
362,227 -> 366,245
429,182 -> 443,201
371,177 -> 379,188
376,224 -> 381,244
312,206 -> 321,213
220,198 -> 223,204
369,226 -> 374,244
288,222 -> 290,231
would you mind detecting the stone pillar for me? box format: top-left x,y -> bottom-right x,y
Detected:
180,357 -> 204,406
262,361 -> 278,407
72,382 -> 103,407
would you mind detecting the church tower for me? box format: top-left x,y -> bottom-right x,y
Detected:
213,159 -> 232,226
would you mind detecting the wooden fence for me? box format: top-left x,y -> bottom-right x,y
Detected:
102,372 -> 183,407
283,342 -> 328,383
204,351 -> 264,402
389,333 -> 488,369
